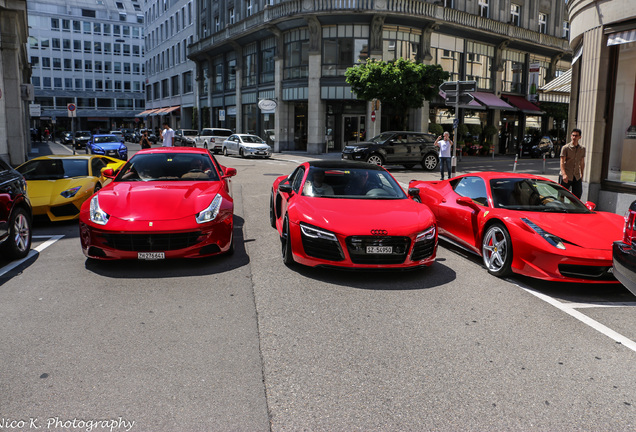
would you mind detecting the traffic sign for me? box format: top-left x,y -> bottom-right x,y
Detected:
445,93 -> 475,106
439,80 -> 477,97
453,118 -> 459,129
67,103 -> 77,118
371,111 -> 376,122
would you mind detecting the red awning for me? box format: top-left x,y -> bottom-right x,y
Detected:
502,95 -> 543,115
162,106 -> 181,114
472,92 -> 515,110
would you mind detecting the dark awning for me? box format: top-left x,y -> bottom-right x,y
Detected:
472,92 -> 515,110
502,95 -> 543,115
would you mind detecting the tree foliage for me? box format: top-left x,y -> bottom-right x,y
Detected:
345,58 -> 449,128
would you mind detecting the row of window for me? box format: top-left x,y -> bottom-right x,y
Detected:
32,76 -> 144,93
34,96 -> 144,110
31,57 -> 144,75
145,0 -> 193,28
144,5 -> 193,51
145,38 -> 192,76
146,72 -> 193,100
29,39 -> 143,57
49,18 -> 143,37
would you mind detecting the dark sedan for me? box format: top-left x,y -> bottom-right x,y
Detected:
74,131 -> 92,149
613,200 -> 636,296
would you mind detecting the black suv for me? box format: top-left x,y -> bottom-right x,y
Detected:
74,131 -> 92,149
0,159 -> 32,260
341,131 -> 439,170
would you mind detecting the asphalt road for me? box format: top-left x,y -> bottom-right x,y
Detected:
0,142 -> 634,431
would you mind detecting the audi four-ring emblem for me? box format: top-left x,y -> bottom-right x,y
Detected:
370,229 -> 388,236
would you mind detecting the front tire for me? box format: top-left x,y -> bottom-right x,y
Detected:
239,148 -> 245,158
481,223 -> 513,277
94,183 -> 102,194
2,207 -> 32,260
422,153 -> 439,171
366,154 -> 384,166
281,216 -> 294,266
223,147 -> 228,156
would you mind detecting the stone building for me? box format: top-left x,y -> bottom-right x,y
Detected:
188,0 -> 571,155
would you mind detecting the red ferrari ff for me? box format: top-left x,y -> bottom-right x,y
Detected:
409,172 -> 623,283
79,147 -> 236,260
270,160 -> 437,269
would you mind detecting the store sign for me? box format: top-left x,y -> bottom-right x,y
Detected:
29,104 -> 41,117
258,99 -> 277,113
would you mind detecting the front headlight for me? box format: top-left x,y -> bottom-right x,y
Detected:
300,223 -> 338,242
196,194 -> 222,224
353,147 -> 367,153
60,186 -> 82,198
415,225 -> 436,242
89,194 -> 110,225
522,218 -> 565,249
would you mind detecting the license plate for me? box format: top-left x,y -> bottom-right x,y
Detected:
366,246 -> 392,254
138,252 -> 165,260
343,154 -> 351,159
107,151 -> 117,155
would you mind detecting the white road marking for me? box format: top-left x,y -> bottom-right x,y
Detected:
0,235 -> 64,278
520,285 -> 636,353
566,301 -> 636,309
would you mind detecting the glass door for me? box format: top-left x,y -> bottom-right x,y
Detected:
342,115 -> 366,146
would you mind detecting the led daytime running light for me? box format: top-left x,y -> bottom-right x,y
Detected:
300,223 -> 338,242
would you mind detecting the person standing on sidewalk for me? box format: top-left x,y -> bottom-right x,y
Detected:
160,121 -> 174,147
559,128 -> 585,198
435,131 -> 453,180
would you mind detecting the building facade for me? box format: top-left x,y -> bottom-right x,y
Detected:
0,0 -> 31,165
567,0 -> 636,212
188,0 -> 571,155
27,0 -> 146,135
139,0 -> 196,130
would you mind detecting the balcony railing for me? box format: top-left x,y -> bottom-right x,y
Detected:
190,0 -> 570,56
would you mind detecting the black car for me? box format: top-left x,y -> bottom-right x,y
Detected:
121,128 -> 135,142
140,128 -> 158,144
613,200 -> 636,297
341,131 -> 439,170
0,158 -> 32,260
520,136 -> 557,158
174,129 -> 198,147
74,131 -> 92,149
61,131 -> 73,145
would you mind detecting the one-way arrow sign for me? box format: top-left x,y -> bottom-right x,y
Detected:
445,93 -> 475,106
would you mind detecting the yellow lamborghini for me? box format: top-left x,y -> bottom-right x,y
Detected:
16,155 -> 125,221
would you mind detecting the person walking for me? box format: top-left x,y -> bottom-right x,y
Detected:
559,128 -> 585,198
435,131 -> 453,180
160,121 -> 174,147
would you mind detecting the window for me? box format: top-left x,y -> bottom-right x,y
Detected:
510,4 -> 520,26
74,40 -> 81,52
51,18 -> 60,30
124,44 -> 131,56
226,57 -> 236,91
562,21 -> 570,39
53,58 -> 61,70
95,80 -> 103,91
104,61 -> 112,73
161,78 -> 169,98
124,63 -> 131,73
103,23 -> 111,35
43,77 -> 51,89
85,79 -> 93,90
114,43 -> 121,55
243,43 -> 257,87
502,49 -> 525,93
84,41 -> 91,53
73,21 -> 81,33
229,8 -> 234,25
452,177 -> 488,206
94,42 -> 102,53
123,26 -> 130,37
183,71 -> 193,93
113,25 -> 121,36
65,78 -> 73,89
95,61 -> 102,72
40,38 -> 50,49
382,25 -> 420,62
115,81 -> 122,90
81,9 -> 96,18
85,60 -> 92,71
105,80 -> 113,90
74,59 -> 82,71
64,59 -> 72,70
478,0 -> 488,18
62,19 -> 70,31
42,58 -> 51,69
52,38 -> 60,50
83,21 -> 91,34
171,75 -> 180,96
114,62 -> 122,74
63,39 -> 71,51
538,13 -> 547,34
93,22 -> 101,34
261,38 -> 276,84
246,0 -> 253,17
32,76 -> 40,88
75,79 -> 82,90
104,43 -> 112,54
284,29 -> 309,79
215,16 -> 220,33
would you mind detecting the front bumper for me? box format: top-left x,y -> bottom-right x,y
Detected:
243,147 -> 271,157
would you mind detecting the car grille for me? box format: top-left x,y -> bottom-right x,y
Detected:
345,236 -> 410,264
51,204 -> 79,217
101,231 -> 203,251
411,237 -> 436,261
558,264 -> 616,281
301,235 -> 344,262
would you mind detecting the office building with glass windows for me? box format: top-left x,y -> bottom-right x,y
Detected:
188,0 -> 571,154
27,0 -> 146,134
137,0 -> 196,130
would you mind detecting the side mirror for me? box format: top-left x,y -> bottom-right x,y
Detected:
408,187 -> 420,198
223,167 -> 237,178
101,168 -> 115,178
278,183 -> 293,194
585,201 -> 596,211
456,196 -> 480,210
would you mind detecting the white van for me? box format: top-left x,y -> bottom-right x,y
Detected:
195,128 -> 233,153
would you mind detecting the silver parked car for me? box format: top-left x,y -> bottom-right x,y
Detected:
222,134 -> 272,158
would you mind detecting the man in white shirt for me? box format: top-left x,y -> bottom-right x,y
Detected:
303,169 -> 334,197
161,121 -> 175,147
435,131 -> 453,180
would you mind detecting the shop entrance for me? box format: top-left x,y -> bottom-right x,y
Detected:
342,115 -> 366,146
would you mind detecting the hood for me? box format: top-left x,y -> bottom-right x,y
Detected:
243,143 -> 270,149
517,211 -> 624,250
97,181 -> 223,221
27,178 -> 94,206
292,197 -> 434,236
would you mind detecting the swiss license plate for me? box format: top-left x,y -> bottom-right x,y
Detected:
107,151 -> 117,156
138,252 -> 165,260
366,246 -> 392,254
343,154 -> 351,159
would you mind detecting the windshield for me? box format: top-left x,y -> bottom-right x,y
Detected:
76,131 -> 91,138
242,135 -> 265,144
183,130 -> 198,136
18,159 -> 89,180
94,136 -> 121,144
115,153 -> 220,182
490,178 -> 590,213
302,167 -> 406,199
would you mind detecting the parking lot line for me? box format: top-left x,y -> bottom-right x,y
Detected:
0,235 -> 64,278
521,285 -> 636,353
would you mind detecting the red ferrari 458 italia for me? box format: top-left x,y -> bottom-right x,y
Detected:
270,160 -> 437,269
409,172 -> 624,283
79,147 -> 236,260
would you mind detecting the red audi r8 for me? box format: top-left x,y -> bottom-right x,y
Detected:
270,160 -> 437,269
79,147 -> 236,260
409,172 -> 624,283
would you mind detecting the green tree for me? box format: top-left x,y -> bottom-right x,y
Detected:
346,58 -> 449,129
